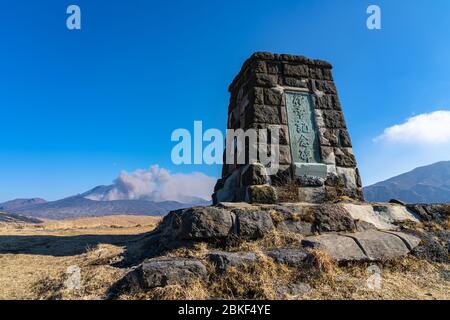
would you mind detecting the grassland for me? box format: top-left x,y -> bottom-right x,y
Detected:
0,215 -> 448,300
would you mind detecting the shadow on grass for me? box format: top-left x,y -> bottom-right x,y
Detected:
0,232 -> 158,267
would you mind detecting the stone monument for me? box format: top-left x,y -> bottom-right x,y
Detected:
213,52 -> 364,204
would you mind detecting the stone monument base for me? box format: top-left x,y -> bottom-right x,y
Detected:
108,201 -> 449,299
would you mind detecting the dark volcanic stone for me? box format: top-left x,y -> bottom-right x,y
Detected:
207,251 -> 257,271
309,204 -> 357,233
334,148 -> 356,167
267,248 -> 310,266
241,164 -> 270,186
245,104 -> 281,125
246,185 -> 277,204
131,257 -> 207,290
161,206 -> 233,240
235,209 -> 274,239
322,110 -> 345,128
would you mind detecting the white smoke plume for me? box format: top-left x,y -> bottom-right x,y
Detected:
84,165 -> 216,203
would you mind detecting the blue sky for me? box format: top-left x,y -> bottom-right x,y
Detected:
1,0 -> 450,202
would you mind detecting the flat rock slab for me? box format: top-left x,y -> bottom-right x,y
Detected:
276,220 -> 313,235
341,203 -> 420,230
301,230 -> 421,261
267,248 -> 310,266
343,231 -> 412,260
302,234 -> 367,261
207,251 -> 257,271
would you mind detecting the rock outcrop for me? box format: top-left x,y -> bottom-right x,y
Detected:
107,201 -> 450,299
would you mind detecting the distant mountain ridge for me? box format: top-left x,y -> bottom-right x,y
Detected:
4,195 -> 199,220
0,185 -> 211,220
0,198 -> 47,212
363,161 -> 450,204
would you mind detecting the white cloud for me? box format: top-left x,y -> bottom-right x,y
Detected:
85,165 -> 216,203
374,110 -> 450,144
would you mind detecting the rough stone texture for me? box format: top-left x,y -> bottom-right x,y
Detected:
213,52 -> 364,204
160,207 -> 234,240
276,283 -> 311,298
309,204 -> 357,233
302,234 -> 367,261
207,251 -> 257,271
344,231 -> 412,260
235,209 -> 275,239
276,219 -> 314,235
116,257 -> 208,292
267,248 -> 310,266
246,185 -> 277,204
241,163 -> 270,186
301,230 -> 421,261
341,203 -> 420,230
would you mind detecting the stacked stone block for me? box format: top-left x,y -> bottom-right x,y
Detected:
213,52 -> 363,204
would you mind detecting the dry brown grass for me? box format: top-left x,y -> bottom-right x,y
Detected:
0,215 -> 159,300
233,229 -> 303,252
208,252 -> 294,300
0,214 -> 448,300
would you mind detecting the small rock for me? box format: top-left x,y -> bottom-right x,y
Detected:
207,251 -> 257,271
267,248 -> 309,266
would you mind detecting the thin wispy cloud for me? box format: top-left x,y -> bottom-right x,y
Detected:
374,110 -> 450,144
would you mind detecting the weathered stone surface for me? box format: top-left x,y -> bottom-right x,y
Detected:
321,110 -> 345,128
241,163 -> 270,186
385,231 -> 422,250
302,234 -> 367,261
344,230 -> 413,260
264,88 -> 283,105
207,251 -> 257,271
252,73 -> 278,87
276,283 -> 311,298
235,209 -> 275,239
267,248 -> 309,266
296,175 -> 325,187
161,206 -> 233,240
282,77 -> 308,88
309,204 -> 357,233
341,203 -> 420,230
334,148 -> 356,167
283,63 -> 309,77
119,257 -> 208,291
406,204 -> 450,223
276,220 -> 313,235
246,185 -> 277,204
245,104 -> 280,125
